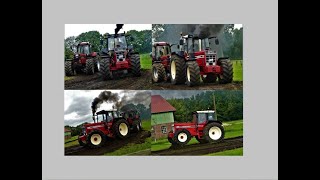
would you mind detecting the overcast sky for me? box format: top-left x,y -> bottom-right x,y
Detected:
151,90 -> 210,99
65,24 -> 152,38
65,24 -> 242,38
64,90 -> 150,127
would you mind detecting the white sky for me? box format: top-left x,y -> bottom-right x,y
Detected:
65,24 -> 152,38
234,24 -> 243,29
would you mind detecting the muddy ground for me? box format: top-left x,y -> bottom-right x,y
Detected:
65,69 -> 242,90
65,130 -> 151,156
151,136 -> 243,156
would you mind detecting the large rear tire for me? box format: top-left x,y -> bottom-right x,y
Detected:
99,57 -> 113,81
86,130 -> 106,149
170,55 -> 186,85
85,59 -> 95,75
152,63 -> 166,83
65,61 -> 74,76
113,119 -> 130,139
186,61 -> 200,86
218,59 -> 233,84
173,129 -> 191,146
94,58 -> 99,72
203,122 -> 225,143
130,54 -> 141,76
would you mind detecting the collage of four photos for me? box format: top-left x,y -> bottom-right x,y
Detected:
64,24 -> 243,156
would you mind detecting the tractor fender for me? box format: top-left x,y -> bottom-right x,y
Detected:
207,120 -> 223,126
171,51 -> 185,59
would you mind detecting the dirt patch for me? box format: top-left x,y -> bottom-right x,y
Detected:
151,136 -> 243,156
65,70 -> 242,90
64,70 -> 152,90
150,81 -> 243,90
65,130 -> 151,156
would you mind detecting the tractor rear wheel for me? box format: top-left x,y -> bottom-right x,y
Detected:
203,122 -> 225,143
132,120 -> 142,132
86,130 -> 106,149
152,63 -> 166,83
195,136 -> 208,144
85,59 -> 95,75
65,61 -> 74,76
94,58 -> 99,72
99,57 -> 113,80
170,55 -> 186,85
186,61 -> 200,86
113,119 -> 130,139
218,59 -> 233,84
174,129 -> 191,146
130,54 -> 141,76
202,74 -> 217,83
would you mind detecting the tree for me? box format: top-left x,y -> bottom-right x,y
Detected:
75,31 -> 102,52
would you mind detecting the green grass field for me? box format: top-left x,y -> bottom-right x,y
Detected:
151,119 -> 243,152
206,147 -> 243,156
142,120 -> 151,130
140,53 -> 151,70
232,60 -> 243,82
104,137 -> 151,156
65,136 -> 79,148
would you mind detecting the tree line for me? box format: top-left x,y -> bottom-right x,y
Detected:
166,90 -> 243,122
65,29 -> 152,59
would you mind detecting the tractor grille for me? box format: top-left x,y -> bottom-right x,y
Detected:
206,54 -> 216,65
116,51 -> 125,61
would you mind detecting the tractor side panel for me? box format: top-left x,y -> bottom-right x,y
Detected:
173,122 -> 197,136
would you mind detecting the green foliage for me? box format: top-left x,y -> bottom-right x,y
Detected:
167,91 -> 243,122
233,60 -> 243,81
120,103 -> 151,120
142,120 -> 151,130
126,29 -> 152,53
75,31 -> 102,52
206,147 -> 243,156
140,53 -> 152,69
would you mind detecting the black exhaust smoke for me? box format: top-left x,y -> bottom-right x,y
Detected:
115,24 -> 124,35
91,91 -> 120,115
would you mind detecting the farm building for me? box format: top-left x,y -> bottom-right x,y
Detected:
151,95 -> 176,140
64,128 -> 72,140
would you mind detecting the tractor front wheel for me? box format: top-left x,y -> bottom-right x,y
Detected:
173,129 -> 191,146
130,54 -> 141,76
85,59 -> 95,75
132,120 -> 142,132
170,55 -> 186,85
186,61 -> 200,86
99,57 -> 113,81
203,122 -> 225,143
65,61 -> 75,76
86,130 -> 106,149
113,119 -> 130,139
152,63 -> 166,83
218,59 -> 233,84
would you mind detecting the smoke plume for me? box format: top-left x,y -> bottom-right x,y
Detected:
91,91 -> 120,114
115,24 -> 124,35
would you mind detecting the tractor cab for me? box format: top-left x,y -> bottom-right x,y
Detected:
75,42 -> 97,60
122,110 -> 140,124
152,42 -> 171,62
93,109 -> 121,123
100,32 -> 132,61
193,110 -> 216,125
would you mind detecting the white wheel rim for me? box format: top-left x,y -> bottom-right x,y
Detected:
97,61 -> 100,71
119,123 -> 128,136
153,68 -> 158,79
171,61 -> 176,79
209,127 -> 222,140
187,66 -> 191,81
139,121 -> 142,128
177,132 -> 188,142
90,134 -> 102,145
137,124 -> 140,131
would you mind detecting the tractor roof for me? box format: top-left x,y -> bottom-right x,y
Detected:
196,110 -> 215,113
104,32 -> 127,38
96,109 -> 118,114
78,42 -> 91,45
153,42 -> 170,46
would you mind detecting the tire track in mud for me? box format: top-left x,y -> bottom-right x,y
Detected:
151,136 -> 243,156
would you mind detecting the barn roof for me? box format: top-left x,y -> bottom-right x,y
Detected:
64,128 -> 71,132
151,95 -> 176,114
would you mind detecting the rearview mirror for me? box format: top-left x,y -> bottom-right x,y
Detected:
215,39 -> 219,45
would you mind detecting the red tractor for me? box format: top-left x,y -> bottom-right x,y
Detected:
78,109 -> 142,148
151,42 -> 172,82
99,32 -> 141,80
169,34 -> 233,86
65,42 -> 99,76
168,110 -> 225,146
